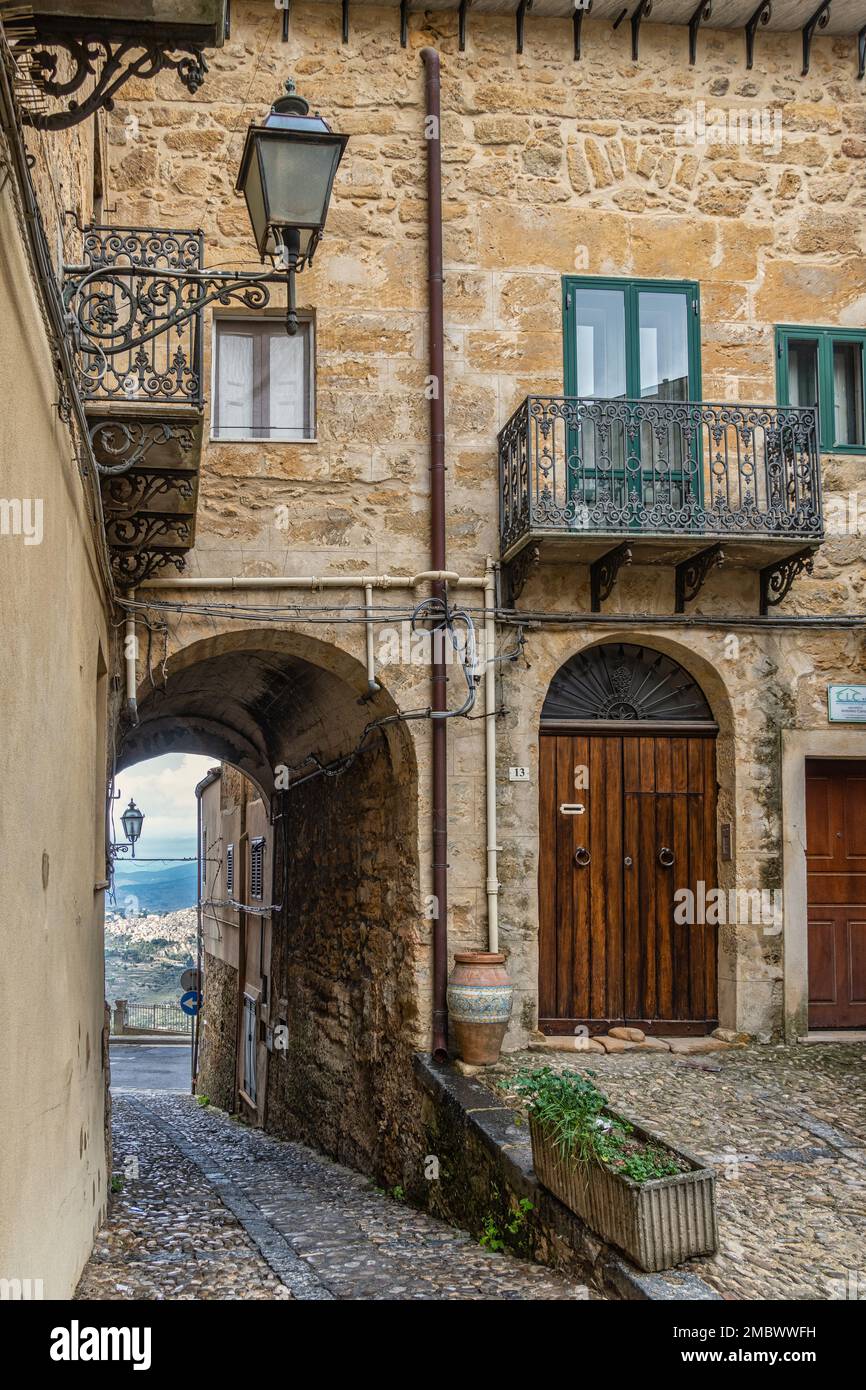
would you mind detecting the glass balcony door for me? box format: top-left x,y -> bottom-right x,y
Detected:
563,277 -> 702,525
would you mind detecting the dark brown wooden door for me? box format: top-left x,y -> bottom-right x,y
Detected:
539,732 -> 717,1035
806,759 -> 866,1029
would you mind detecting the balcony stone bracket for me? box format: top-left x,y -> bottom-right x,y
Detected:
590,542 -> 632,613
675,543 -> 725,614
506,544 -> 540,605
759,547 -> 818,617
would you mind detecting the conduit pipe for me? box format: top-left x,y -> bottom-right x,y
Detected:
364,581 -> 380,694
125,588 -> 139,725
483,559 -> 500,953
422,46 -> 449,1061
141,571 -> 480,589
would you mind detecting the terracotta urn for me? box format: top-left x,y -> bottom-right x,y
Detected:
447,952 -> 514,1065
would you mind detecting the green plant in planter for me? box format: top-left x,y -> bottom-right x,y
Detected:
509,1066 -> 685,1183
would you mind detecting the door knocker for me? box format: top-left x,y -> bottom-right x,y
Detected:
574,846 -> 591,867
658,846 -> 675,867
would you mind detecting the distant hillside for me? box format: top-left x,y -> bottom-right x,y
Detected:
112,861 -> 197,915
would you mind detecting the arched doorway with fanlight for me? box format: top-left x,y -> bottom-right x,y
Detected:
538,642 -> 720,1037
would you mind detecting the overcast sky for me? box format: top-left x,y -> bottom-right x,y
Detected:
112,753 -> 216,856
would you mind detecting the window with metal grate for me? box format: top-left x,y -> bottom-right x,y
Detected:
250,837 -> 265,900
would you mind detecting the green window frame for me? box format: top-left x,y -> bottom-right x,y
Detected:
775,325 -> 866,455
562,275 -> 702,402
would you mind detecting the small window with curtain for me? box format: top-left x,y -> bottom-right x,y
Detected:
776,326 -> 866,453
213,317 -> 314,441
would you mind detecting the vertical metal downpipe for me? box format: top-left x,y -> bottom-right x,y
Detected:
421,47 -> 449,1061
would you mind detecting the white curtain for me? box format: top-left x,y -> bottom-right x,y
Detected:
217,332 -> 254,436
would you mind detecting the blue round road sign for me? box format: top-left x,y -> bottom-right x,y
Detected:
180,990 -> 202,1017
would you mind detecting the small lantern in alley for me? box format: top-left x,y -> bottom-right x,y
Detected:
235,79 -> 348,333
120,799 -> 144,857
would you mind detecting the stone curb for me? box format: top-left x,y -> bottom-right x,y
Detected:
414,1054 -> 722,1302
122,1096 -> 335,1301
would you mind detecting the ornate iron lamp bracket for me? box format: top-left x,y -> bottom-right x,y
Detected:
802,2 -> 831,78
759,547 -> 817,616
63,262 -> 292,361
12,24 -> 209,131
590,542 -> 632,612
675,543 -> 724,613
745,2 -> 772,71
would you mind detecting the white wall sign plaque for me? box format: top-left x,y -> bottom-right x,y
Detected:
828,685 -> 866,723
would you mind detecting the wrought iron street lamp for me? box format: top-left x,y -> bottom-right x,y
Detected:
236,81 -> 348,334
63,79 -> 348,358
120,798 -> 144,858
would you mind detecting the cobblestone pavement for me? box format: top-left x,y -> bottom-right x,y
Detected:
488,1042 -> 866,1301
76,1091 -> 591,1301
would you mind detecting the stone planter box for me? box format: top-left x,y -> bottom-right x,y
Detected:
529,1113 -> 717,1272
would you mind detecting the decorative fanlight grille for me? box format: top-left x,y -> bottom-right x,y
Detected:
541,643 -> 715,726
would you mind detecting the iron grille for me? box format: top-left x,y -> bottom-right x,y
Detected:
250,837 -> 265,900
226,843 -> 234,896
75,225 -> 204,406
498,396 -> 824,556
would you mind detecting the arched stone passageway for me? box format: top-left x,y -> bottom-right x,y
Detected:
119,628 -> 422,1182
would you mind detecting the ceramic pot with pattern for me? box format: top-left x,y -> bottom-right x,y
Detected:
447,951 -> 513,1065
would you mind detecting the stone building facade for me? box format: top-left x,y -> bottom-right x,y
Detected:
100,2 -> 866,1184
3,0 -> 864,1248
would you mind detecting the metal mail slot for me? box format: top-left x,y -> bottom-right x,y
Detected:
559,803 -> 586,815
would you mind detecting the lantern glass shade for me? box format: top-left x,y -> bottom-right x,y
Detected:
236,110 -> 348,265
121,799 -> 144,847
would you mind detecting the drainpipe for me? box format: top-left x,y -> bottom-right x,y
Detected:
422,46 -> 449,1061
125,589 -> 139,726
484,558 -> 500,952
363,581 -> 380,695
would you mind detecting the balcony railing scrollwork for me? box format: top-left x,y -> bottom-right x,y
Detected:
499,395 -> 824,559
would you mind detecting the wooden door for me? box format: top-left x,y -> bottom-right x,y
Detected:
539,731 -> 717,1035
806,759 -> 866,1029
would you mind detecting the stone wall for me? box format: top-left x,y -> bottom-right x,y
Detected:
197,950 -> 240,1111
266,720 -> 422,1183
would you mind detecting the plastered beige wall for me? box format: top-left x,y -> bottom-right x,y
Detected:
0,129 -> 113,1295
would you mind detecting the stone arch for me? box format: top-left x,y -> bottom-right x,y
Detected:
118,624 -> 422,1182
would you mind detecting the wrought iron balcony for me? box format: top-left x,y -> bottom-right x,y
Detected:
69,226 -> 206,587
498,395 -> 824,612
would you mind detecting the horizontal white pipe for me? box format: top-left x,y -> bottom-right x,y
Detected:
140,571 -> 486,591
